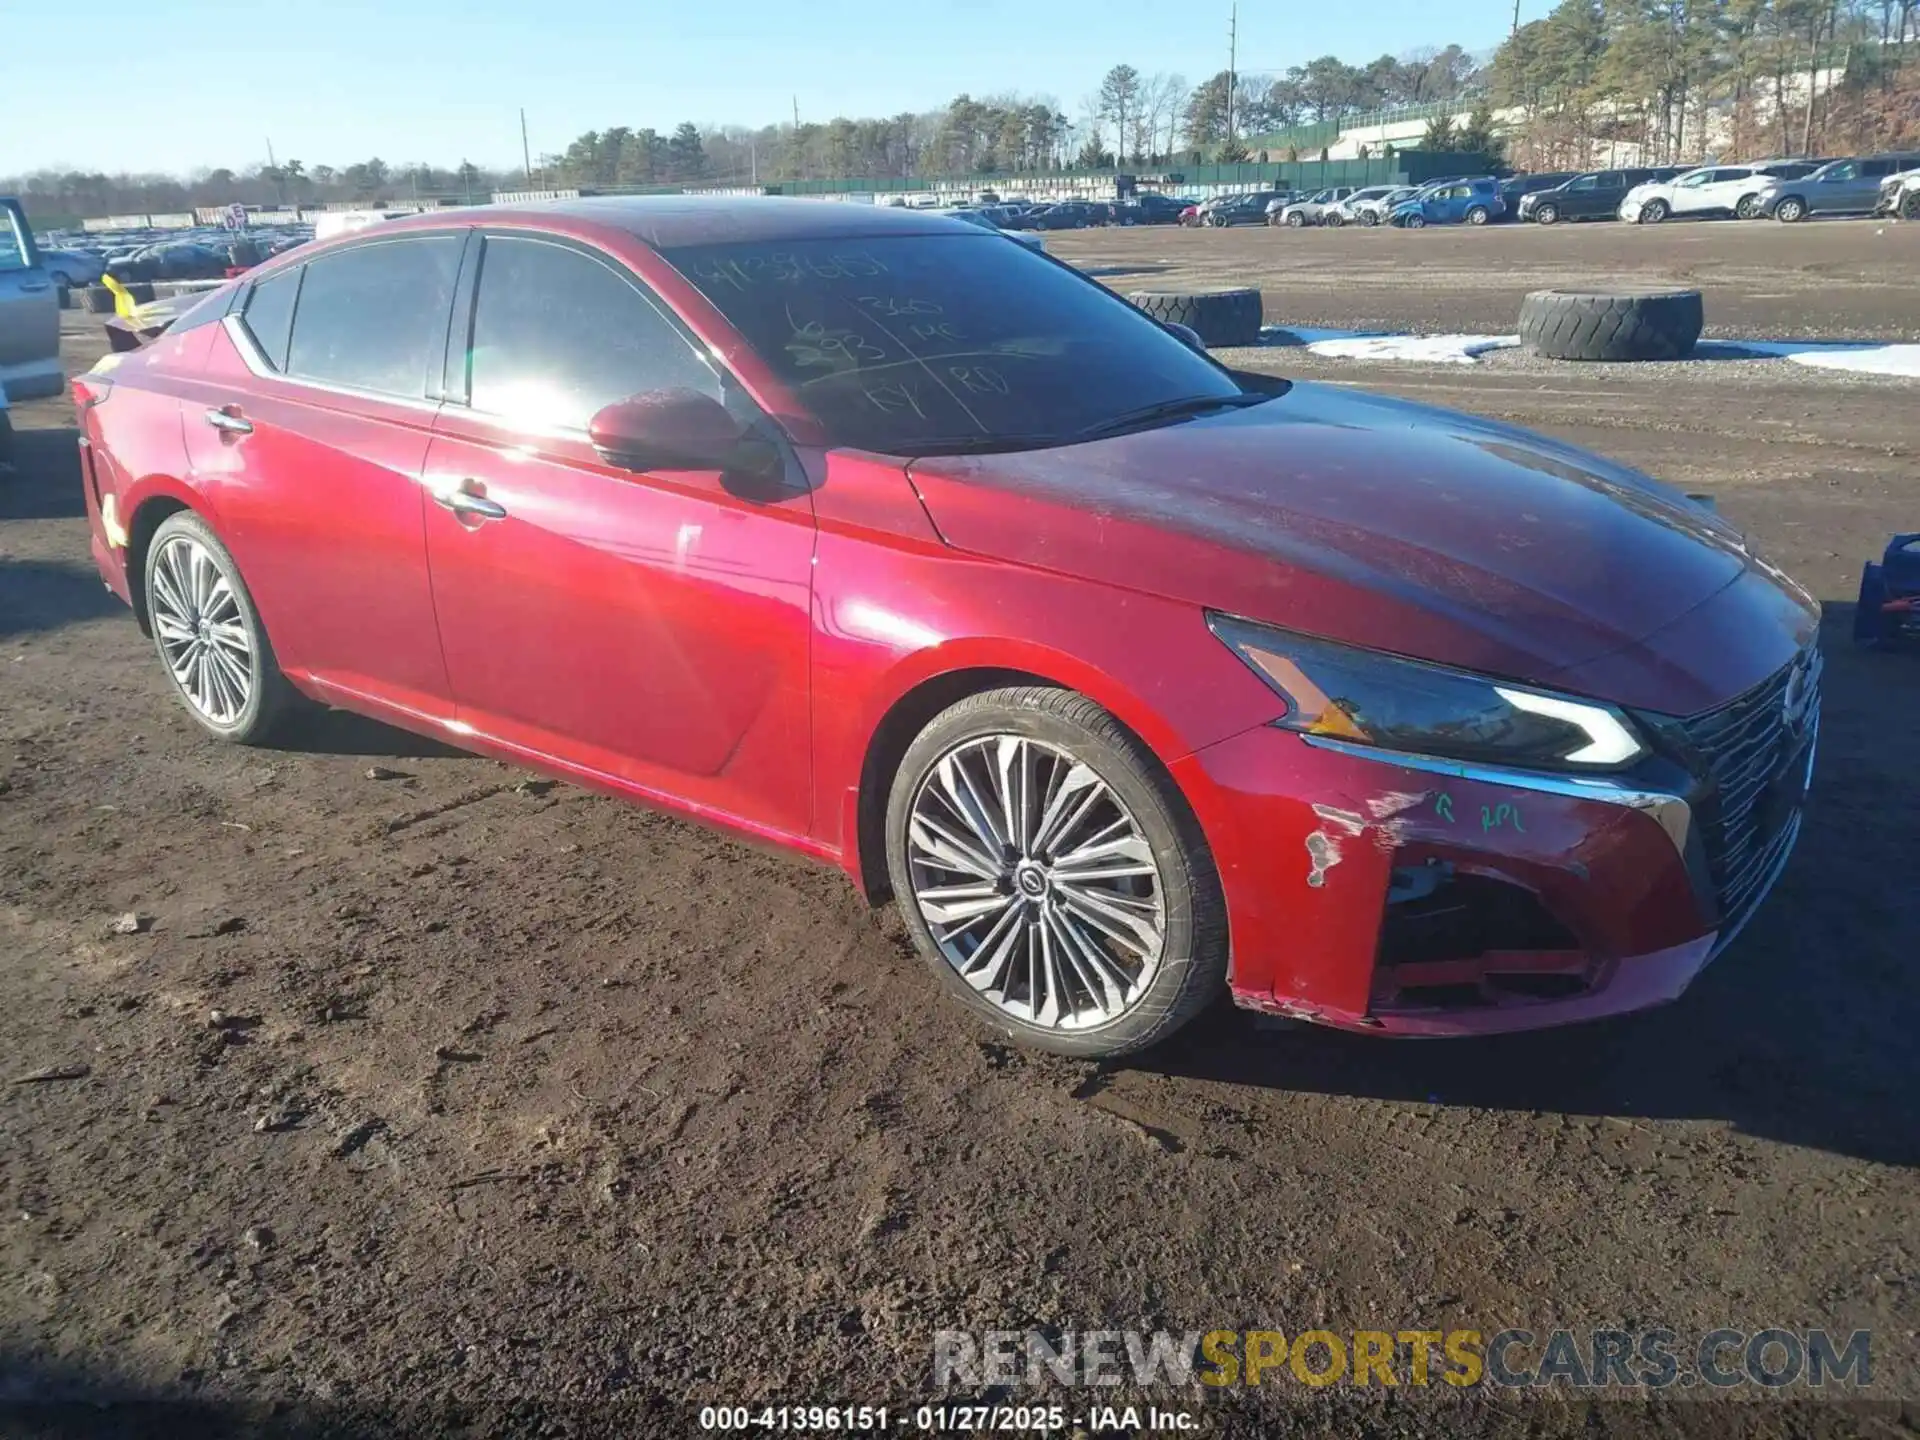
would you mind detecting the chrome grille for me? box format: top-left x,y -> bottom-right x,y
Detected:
1673,647 -> 1820,931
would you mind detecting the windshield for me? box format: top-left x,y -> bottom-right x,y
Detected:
663,233 -> 1244,455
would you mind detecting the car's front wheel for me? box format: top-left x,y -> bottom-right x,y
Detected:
143,511 -> 303,744
1639,198 -> 1669,223
1775,196 -> 1806,223
885,686 -> 1228,1059
1534,202 -> 1560,225
1285,211 -> 1305,227
1403,212 -> 1426,228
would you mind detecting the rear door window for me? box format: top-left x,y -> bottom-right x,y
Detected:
285,235 -> 461,399
241,268 -> 301,371
464,234 -> 721,434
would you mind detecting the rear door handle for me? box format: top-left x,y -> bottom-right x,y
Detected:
430,480 -> 507,521
205,407 -> 253,435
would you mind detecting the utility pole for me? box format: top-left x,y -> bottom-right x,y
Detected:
520,108 -> 533,186
1512,0 -> 1521,35
793,95 -> 801,129
1226,4 -> 1238,142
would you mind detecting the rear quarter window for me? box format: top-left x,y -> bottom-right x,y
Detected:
241,269 -> 301,370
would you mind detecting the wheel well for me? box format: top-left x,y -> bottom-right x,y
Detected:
853,666 -> 1054,905
124,496 -> 190,636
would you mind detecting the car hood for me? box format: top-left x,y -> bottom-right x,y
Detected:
905,382 -> 1810,710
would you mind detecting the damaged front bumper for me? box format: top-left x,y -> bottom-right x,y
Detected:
1173,680 -> 1815,1037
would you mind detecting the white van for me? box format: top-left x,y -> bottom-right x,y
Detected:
0,197 -> 61,401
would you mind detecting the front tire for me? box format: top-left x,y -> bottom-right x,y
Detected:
1403,212 -> 1426,228
1639,199 -> 1669,223
1285,211 -> 1305,227
884,686 -> 1228,1059
1775,196 -> 1806,223
143,511 -> 302,744
1534,203 -> 1560,225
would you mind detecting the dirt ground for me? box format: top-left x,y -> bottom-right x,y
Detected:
2,220 -> 1918,1439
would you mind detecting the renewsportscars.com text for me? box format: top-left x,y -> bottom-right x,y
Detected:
933,1327 -> 1872,1390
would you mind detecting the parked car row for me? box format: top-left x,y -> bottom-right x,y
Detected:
1177,150 -> 1920,238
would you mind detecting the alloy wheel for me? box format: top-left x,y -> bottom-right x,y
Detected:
150,534 -> 254,725
904,735 -> 1166,1031
1535,204 -> 1559,224
1777,198 -> 1805,222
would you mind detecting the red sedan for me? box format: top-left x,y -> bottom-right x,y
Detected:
72,197 -> 1820,1057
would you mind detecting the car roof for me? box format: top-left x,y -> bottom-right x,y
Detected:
384,194 -> 982,248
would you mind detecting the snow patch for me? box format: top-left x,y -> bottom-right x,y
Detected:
1696,339 -> 1920,378
1305,334 -> 1521,365
1276,328 -> 1920,376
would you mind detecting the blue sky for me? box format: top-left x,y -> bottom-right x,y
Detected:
12,0 -> 1542,175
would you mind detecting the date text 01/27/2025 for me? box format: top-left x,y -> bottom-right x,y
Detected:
697,1404 -> 1200,1432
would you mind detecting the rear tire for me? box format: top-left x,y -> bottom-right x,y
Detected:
142,511 -> 304,745
884,687 -> 1229,1059
1735,194 -> 1762,219
1465,205 -> 1490,225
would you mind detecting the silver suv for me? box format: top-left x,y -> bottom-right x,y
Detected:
1272,187 -> 1359,227
1876,165 -> 1920,218
0,198 -> 61,401
1758,153 -> 1920,221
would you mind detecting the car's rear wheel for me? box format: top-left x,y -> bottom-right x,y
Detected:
1639,199 -> 1669,223
1359,209 -> 1380,226
885,686 -> 1228,1059
1465,205 -> 1490,225
1534,203 -> 1560,225
1735,194 -> 1763,219
1775,196 -> 1806,223
143,512 -> 302,744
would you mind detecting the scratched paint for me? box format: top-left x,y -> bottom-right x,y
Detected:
1310,803 -> 1366,836
1305,830 -> 1342,888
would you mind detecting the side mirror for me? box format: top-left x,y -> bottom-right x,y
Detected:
1165,322 -> 1207,354
588,389 -> 746,471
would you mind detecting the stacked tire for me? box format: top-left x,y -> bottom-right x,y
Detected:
1518,288 -> 1704,362
1126,288 -> 1263,348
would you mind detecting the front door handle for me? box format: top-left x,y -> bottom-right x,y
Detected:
430,480 -> 507,521
205,406 -> 253,435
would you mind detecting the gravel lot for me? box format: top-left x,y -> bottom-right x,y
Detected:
2,220 -> 1917,1438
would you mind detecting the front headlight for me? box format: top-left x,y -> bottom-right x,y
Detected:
1208,614 -> 1647,771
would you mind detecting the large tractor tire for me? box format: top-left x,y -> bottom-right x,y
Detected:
1125,288 -> 1263,348
1518,288 -> 1704,362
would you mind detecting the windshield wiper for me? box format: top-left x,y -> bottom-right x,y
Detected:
1070,392 -> 1269,443
890,434 -> 1060,457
